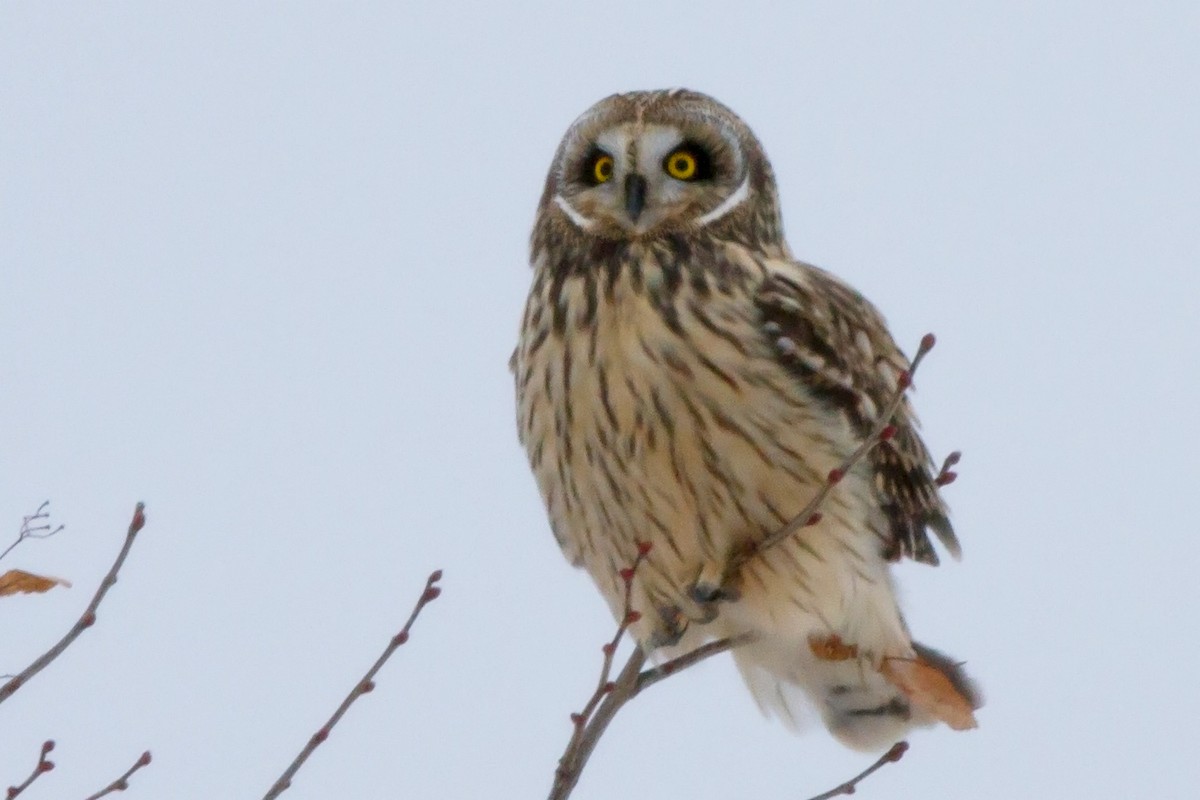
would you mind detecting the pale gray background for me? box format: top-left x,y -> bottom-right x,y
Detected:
3,2 -> 1198,798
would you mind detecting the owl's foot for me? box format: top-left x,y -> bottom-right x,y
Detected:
646,605 -> 690,650
689,580 -> 724,604
689,560 -> 741,605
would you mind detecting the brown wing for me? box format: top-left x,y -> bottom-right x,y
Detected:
754,263 -> 959,565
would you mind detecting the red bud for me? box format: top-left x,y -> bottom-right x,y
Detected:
139,751 -> 152,766
39,761 -> 54,773
806,513 -> 823,526
827,469 -> 843,485
570,712 -> 583,725
897,371 -> 911,390
602,681 -> 615,693
624,611 -> 642,624
618,567 -> 635,583
42,740 -> 55,754
880,425 -> 897,441
82,612 -> 96,627
936,471 -> 957,486
920,333 -> 936,352
635,541 -> 652,556
601,643 -> 614,656
429,569 -> 443,582
360,680 -> 376,694
392,631 -> 410,646
312,729 -> 329,744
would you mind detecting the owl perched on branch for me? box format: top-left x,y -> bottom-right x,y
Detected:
513,89 -> 979,750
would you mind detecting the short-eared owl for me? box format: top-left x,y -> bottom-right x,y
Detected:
513,89 -> 979,750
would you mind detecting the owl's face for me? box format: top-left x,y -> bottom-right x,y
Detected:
541,90 -> 780,241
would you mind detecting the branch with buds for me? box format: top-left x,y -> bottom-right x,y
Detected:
83,751 -> 153,800
0,503 -> 147,706
548,542 -> 907,799
261,569 -> 444,800
5,742 -> 150,800
6,740 -> 54,799
549,542 -> 750,800
806,742 -> 908,800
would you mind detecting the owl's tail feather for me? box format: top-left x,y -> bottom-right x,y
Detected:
734,639 -> 982,752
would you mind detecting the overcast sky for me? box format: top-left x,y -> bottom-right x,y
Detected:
3,3 -> 1198,798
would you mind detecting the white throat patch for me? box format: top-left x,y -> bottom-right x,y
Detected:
695,176 -> 751,226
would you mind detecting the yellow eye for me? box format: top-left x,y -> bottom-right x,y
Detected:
592,154 -> 614,183
665,150 -> 698,180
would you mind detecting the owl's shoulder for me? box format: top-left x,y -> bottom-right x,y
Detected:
742,251 -> 959,565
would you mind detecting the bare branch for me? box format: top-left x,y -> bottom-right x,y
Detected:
556,542 -> 650,765
549,543 -> 752,800
261,569 -> 444,800
549,543 -> 910,800
753,333 -> 939,559
0,501 -> 65,563
804,741 -> 908,800
637,633 -> 753,693
549,644 -> 646,800
0,503 -> 146,706
82,751 -> 152,800
6,739 -> 55,799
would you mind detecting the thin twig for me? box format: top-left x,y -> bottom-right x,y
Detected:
555,631 -> 751,797
637,633 -> 754,692
804,741 -> 909,800
0,503 -> 146,705
554,628 -> 906,800
0,501 -> 65,563
549,645 -> 647,800
753,333 -> 938,559
82,751 -> 152,800
261,569 -> 444,800
6,739 -> 55,798
549,544 -> 751,800
557,542 -> 650,763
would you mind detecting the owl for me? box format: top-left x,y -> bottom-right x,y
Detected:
513,89 -> 979,750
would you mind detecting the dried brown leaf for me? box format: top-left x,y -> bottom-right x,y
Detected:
808,633 -> 859,662
0,570 -> 72,597
881,656 -> 978,731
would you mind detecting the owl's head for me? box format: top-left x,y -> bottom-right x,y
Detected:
536,90 -> 784,248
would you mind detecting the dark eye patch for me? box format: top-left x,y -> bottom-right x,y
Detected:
580,146 -> 614,186
665,140 -> 715,181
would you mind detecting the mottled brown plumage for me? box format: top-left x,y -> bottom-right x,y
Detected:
514,89 -> 978,749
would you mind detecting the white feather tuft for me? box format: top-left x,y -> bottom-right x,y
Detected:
695,176 -> 751,226
553,194 -> 594,230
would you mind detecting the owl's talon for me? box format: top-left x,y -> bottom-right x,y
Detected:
691,560 -> 734,605
647,605 -> 688,649
774,336 -> 799,358
689,580 -> 724,603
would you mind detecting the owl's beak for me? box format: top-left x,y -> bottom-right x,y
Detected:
624,173 -> 647,222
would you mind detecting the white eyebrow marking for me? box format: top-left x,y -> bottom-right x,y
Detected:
554,194 -> 595,230
695,176 -> 751,226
